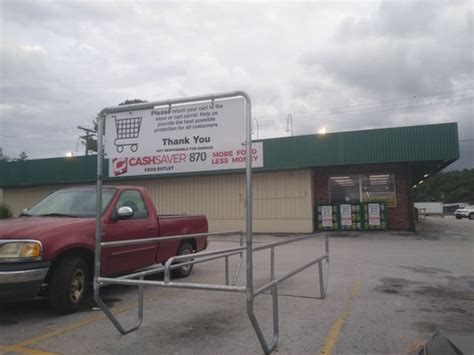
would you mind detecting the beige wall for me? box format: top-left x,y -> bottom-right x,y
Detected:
4,184 -> 93,216
3,170 -> 314,233
4,186 -> 60,216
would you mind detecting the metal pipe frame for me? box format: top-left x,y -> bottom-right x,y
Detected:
101,230 -> 240,248
255,255 -> 328,297
94,92 -> 330,354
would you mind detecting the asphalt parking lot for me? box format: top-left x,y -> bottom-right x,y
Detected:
1,217 -> 473,355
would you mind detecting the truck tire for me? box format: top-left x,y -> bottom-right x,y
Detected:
455,215 -> 462,219
174,242 -> 194,278
48,256 -> 89,314
469,213 -> 474,220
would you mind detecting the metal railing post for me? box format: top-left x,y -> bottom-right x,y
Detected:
244,92 -> 253,302
325,235 -> 329,258
241,94 -> 279,355
318,260 -> 326,299
93,110 -> 105,310
231,231 -> 244,285
225,256 -> 229,285
270,247 -> 275,280
138,275 -> 144,322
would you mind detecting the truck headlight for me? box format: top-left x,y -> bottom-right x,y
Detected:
0,241 -> 42,262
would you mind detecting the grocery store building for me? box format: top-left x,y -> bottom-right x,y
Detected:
0,123 -> 459,232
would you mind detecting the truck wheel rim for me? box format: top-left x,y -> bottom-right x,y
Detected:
181,249 -> 192,273
70,269 -> 85,303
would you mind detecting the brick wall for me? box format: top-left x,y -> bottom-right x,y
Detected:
313,163 -> 414,231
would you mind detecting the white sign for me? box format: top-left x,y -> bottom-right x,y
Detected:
321,206 -> 333,227
104,98 -> 263,177
368,203 -> 381,226
340,204 -> 352,226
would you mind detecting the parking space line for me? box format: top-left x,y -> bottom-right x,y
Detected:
2,272 -> 223,353
405,339 -> 426,353
0,344 -> 57,355
320,281 -> 361,355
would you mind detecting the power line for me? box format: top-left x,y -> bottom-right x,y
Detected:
257,95 -> 474,127
257,88 -> 474,121
260,93 -> 473,124
0,134 -> 76,144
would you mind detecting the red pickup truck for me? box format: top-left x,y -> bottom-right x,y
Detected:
0,186 -> 208,314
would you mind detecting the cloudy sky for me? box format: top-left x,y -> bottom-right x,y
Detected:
0,0 -> 472,169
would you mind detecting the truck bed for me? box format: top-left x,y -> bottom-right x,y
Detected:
158,214 -> 208,237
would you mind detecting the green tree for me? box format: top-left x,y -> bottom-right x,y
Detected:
0,203 -> 13,219
19,151 -> 28,161
80,99 -> 148,154
0,147 -> 10,162
413,169 -> 474,204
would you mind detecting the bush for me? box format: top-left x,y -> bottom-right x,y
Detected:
0,203 -> 12,219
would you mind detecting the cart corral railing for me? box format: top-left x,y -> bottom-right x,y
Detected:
96,231 -> 329,353
94,92 -> 331,355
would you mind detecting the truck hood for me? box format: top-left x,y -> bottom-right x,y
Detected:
0,217 -> 96,240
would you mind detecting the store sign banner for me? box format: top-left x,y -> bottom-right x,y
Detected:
321,206 -> 333,227
340,204 -> 352,226
368,203 -> 381,225
104,98 -> 263,177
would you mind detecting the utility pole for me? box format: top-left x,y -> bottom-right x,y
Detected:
77,126 -> 96,156
286,114 -> 294,136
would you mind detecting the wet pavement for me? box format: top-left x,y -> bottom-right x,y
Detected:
1,216 -> 473,354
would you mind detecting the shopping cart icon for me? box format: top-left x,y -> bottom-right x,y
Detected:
114,116 -> 142,153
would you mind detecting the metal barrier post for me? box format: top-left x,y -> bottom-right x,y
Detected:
225,256 -> 229,285
270,247 -> 275,280
318,260 -> 326,299
241,93 -> 279,354
231,232 -> 244,286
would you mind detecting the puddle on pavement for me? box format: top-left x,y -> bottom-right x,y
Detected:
446,275 -> 474,291
87,297 -> 123,311
159,308 -> 244,344
0,319 -> 18,326
415,233 -> 440,240
375,277 -> 421,296
400,265 -> 452,275
419,308 -> 434,313
444,307 -> 466,314
413,285 -> 474,301
413,321 -> 438,333
376,275 -> 474,334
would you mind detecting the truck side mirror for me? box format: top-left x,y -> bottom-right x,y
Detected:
111,206 -> 134,222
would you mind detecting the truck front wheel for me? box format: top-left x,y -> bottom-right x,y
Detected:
48,256 -> 89,314
174,242 -> 194,278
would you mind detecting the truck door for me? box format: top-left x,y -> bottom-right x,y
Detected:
102,189 -> 158,276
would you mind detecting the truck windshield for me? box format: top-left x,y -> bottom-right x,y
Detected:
27,188 -> 116,218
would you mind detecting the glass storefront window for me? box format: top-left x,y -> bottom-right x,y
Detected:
329,175 -> 360,203
361,174 -> 396,206
329,173 -> 397,207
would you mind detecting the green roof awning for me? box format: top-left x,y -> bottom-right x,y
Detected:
0,123 -> 459,188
